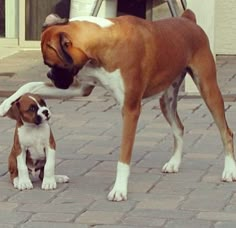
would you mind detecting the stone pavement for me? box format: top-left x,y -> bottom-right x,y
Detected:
1,51 -> 236,228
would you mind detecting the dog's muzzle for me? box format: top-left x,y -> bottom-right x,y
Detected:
47,67 -> 78,90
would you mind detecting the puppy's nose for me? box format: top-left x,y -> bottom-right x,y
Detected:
42,110 -> 49,118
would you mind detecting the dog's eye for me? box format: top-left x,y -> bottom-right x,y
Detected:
28,105 -> 37,112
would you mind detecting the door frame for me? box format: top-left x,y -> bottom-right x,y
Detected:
19,0 -> 40,48
0,0 -> 19,46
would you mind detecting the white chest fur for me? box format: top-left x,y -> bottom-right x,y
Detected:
18,123 -> 50,160
78,64 -> 125,106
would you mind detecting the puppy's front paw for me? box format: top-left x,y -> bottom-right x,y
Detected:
107,187 -> 127,201
13,177 -> 33,190
222,156 -> 236,182
42,176 -> 57,190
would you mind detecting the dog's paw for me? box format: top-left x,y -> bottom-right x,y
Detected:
162,156 -> 181,173
13,177 -> 33,190
42,176 -> 57,190
107,187 -> 127,201
222,156 -> 236,182
55,175 -> 70,183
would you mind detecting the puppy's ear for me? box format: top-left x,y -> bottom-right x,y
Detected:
6,100 -> 21,122
42,14 -> 68,30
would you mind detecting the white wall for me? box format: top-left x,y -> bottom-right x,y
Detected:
185,0 -> 215,93
215,0 -> 236,54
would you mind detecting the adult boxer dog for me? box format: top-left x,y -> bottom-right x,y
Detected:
7,93 -> 69,190
0,10 -> 235,200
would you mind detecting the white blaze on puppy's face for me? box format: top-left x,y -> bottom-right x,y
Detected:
28,95 -> 51,122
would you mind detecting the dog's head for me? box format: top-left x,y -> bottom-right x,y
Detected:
41,14 -> 89,89
7,93 -> 51,125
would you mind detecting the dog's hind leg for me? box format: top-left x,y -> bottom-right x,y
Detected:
189,51 -> 236,182
160,73 -> 185,173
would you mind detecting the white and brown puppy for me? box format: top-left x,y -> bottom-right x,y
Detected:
0,10 -> 235,200
7,93 -> 69,190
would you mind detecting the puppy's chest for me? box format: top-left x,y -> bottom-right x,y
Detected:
18,124 -> 50,160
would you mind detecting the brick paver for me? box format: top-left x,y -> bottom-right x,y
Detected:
1,51 -> 236,227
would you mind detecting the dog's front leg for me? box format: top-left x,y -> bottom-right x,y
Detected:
0,81 -> 89,117
14,151 -> 33,190
108,101 -> 141,201
42,146 -> 57,190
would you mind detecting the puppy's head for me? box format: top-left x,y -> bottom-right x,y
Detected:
41,14 -> 89,89
7,94 -> 51,126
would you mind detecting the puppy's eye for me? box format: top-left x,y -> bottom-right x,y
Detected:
28,105 -> 37,112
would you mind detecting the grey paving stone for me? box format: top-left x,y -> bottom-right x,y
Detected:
55,159 -> 99,177
19,203 -> 84,214
30,213 -> 75,222
89,199 -> 136,212
197,212 -> 236,221
215,221 -> 236,228
164,219 -> 212,228
8,189 -> 57,204
75,211 -> 124,225
123,216 -> 166,227
21,222 -> 89,228
129,209 -> 196,219
181,189 -> 232,211
0,212 -> 31,225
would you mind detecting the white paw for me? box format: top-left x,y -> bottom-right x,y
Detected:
0,100 -> 11,116
55,175 -> 70,183
42,176 -> 57,190
162,156 -> 181,173
13,177 -> 33,190
107,187 -> 127,201
222,156 -> 236,182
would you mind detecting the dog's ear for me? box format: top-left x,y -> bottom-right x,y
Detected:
6,100 -> 21,122
42,14 -> 68,30
58,32 -> 74,65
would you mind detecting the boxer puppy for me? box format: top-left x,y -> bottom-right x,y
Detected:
0,10 -> 235,200
7,93 -> 69,190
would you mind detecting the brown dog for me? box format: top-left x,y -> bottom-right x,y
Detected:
0,10 -> 235,200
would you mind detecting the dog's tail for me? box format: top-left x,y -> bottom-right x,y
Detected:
181,9 -> 197,23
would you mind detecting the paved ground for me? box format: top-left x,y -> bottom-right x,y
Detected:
1,51 -> 236,228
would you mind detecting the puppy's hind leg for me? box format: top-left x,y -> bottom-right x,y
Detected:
160,73 -> 185,173
189,50 -> 236,182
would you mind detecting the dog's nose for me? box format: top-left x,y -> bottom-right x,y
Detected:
47,70 -> 53,80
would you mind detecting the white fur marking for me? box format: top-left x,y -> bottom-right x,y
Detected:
42,148 -> 57,190
107,162 -> 130,201
28,95 -> 51,121
18,123 -> 50,160
162,122 -> 183,173
69,16 -> 114,28
79,64 -> 125,106
222,155 -> 236,182
15,153 -> 33,190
